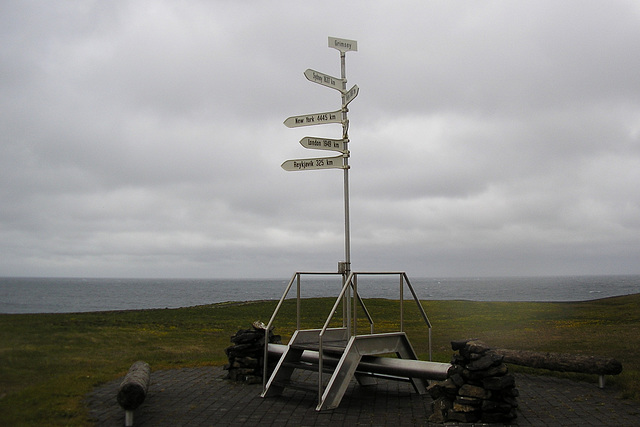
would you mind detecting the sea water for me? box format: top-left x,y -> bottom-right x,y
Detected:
1,275 -> 639,314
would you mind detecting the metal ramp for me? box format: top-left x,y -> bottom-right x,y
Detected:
262,327 -> 428,410
262,327 -> 350,401
260,271 -> 436,411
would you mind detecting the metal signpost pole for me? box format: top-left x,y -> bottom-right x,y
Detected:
340,50 -> 351,279
329,37 -> 358,333
339,49 -> 352,331
282,36 -> 358,329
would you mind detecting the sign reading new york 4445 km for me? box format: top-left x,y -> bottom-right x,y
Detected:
281,37 -> 358,172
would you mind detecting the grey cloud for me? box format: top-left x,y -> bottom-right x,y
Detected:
1,0 -> 639,278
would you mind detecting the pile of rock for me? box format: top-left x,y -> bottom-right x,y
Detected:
428,339 -> 518,424
224,321 -> 281,384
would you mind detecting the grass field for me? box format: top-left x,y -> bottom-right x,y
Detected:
1,293 -> 639,426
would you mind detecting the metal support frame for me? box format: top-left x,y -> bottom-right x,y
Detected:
261,271 -> 434,410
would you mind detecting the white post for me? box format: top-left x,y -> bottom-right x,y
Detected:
125,410 -> 134,426
340,49 -> 352,332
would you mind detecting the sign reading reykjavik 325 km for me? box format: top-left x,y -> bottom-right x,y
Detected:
281,155 -> 345,171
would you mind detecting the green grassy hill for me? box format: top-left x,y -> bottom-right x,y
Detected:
1,294 -> 638,426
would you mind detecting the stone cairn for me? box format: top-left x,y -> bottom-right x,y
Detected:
224,321 -> 281,384
428,339 -> 518,424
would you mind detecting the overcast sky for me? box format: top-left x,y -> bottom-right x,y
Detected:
2,1 -> 640,279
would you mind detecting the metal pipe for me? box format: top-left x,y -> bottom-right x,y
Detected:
340,50 -> 350,273
263,272 -> 298,390
399,274 -> 404,332
318,334 -> 323,407
402,273 -> 433,360
354,290 -> 374,334
296,273 -> 301,330
267,343 -> 450,380
403,273 -> 431,328
353,274 -> 357,336
318,271 -> 354,406
429,328 -> 433,361
340,49 -> 352,339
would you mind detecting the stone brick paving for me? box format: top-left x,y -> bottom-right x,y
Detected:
86,366 -> 640,426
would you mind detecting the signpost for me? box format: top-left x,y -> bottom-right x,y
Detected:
281,36 -> 358,284
281,155 -> 345,171
328,36 -> 358,53
283,110 -> 342,128
299,137 -> 347,153
304,69 -> 344,92
344,85 -> 359,107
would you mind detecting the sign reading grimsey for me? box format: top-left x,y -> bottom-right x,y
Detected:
328,36 -> 358,52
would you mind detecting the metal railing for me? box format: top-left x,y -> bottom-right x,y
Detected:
316,272 -> 432,405
320,272 -> 432,353
262,271 -> 355,389
262,271 -> 433,396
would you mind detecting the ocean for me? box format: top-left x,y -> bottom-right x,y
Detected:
1,274 -> 639,314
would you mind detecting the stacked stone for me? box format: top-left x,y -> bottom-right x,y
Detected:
224,321 -> 281,384
428,339 -> 518,424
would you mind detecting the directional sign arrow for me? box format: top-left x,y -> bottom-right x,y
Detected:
300,137 -> 347,153
281,155 -> 345,171
344,85 -> 359,107
304,69 -> 345,92
283,110 -> 342,128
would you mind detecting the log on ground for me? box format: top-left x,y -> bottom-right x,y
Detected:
494,348 -> 622,375
117,361 -> 151,410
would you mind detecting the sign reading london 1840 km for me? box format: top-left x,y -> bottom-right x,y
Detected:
299,137 -> 346,153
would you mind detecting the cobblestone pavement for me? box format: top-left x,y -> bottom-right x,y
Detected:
86,366 -> 640,426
